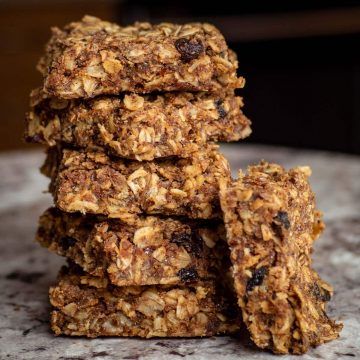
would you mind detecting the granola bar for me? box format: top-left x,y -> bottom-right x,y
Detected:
25,88 -> 251,161
44,145 -> 230,219
220,162 -> 342,354
37,208 -> 229,286
38,16 -> 245,99
50,265 -> 240,337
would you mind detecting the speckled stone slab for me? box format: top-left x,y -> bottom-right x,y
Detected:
0,144 -> 359,360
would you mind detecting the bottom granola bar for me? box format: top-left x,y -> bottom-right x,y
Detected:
37,208 -> 228,286
220,162 -> 342,354
50,265 -> 240,338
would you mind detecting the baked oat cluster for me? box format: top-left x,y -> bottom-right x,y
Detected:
25,15 -> 342,354
220,162 -> 342,353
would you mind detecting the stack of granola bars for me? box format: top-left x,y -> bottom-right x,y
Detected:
25,16 -> 343,354
25,16 -> 251,338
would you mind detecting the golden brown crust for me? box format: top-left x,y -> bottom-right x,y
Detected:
44,145 -> 230,219
25,88 -> 251,161
220,162 -> 342,354
49,265 -> 240,338
37,208 -> 229,286
38,16 -> 245,98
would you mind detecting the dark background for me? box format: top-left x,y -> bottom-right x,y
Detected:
1,0 -> 359,153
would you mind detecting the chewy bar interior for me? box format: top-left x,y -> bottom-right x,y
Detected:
37,208 -> 229,286
220,162 -> 342,354
44,145 -> 230,219
26,89 -> 251,161
38,16 -> 245,99
50,265 -> 240,338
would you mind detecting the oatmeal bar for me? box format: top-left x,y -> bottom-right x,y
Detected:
220,162 -> 342,354
25,88 -> 251,161
44,145 -> 230,219
38,16 -> 245,99
50,265 -> 240,337
37,208 -> 229,286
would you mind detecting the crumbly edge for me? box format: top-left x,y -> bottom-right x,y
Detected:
38,16 -> 245,98
49,265 -> 240,338
25,88 -> 251,161
44,145 -> 231,219
37,207 -> 229,286
220,161 -> 342,354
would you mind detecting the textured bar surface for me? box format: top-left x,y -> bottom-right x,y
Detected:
25,89 -> 251,161
38,16 -> 245,99
50,265 -> 240,338
44,145 -> 230,219
37,208 -> 229,286
220,162 -> 342,354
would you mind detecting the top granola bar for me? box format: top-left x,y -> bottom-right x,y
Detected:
38,16 -> 244,98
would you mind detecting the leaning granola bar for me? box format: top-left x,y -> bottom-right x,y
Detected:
220,161 -> 342,354
37,208 -> 228,286
44,145 -> 230,219
25,88 -> 251,161
50,265 -> 240,338
38,16 -> 244,98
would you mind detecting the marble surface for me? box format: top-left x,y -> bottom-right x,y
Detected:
0,144 -> 359,360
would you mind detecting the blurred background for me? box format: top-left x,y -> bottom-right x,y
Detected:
1,0 -> 359,154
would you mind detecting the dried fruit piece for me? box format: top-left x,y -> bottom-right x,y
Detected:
175,38 -> 204,62
60,236 -> 76,250
246,267 -> 267,292
215,100 -> 227,119
177,267 -> 199,282
274,211 -> 290,229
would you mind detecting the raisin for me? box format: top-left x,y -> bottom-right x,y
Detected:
177,267 -> 198,282
171,231 -> 203,257
60,236 -> 76,250
175,38 -> 204,62
311,283 -> 331,302
26,134 -> 43,143
246,266 -> 268,292
171,232 -> 192,247
275,211 -> 290,229
190,230 -> 204,257
215,100 -> 227,119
